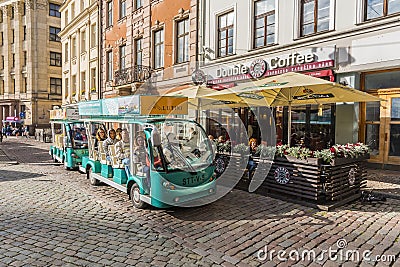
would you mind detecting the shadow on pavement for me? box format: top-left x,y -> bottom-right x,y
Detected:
0,169 -> 45,182
165,190 -> 334,225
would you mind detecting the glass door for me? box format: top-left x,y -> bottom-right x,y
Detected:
384,94 -> 400,165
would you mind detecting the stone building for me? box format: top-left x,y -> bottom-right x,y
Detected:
0,0 -> 63,131
99,0 -> 198,97
59,0 -> 99,105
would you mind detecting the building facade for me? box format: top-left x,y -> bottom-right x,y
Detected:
198,0 -> 400,168
59,0 -> 99,105
99,0 -> 198,97
0,0 -> 63,131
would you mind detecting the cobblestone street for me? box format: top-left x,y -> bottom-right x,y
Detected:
0,138 -> 400,266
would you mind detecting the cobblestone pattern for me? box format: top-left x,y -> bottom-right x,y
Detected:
0,138 -> 400,267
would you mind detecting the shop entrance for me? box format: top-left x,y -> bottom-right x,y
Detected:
363,90 -> 400,167
361,69 -> 400,168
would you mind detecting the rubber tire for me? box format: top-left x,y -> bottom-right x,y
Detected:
64,162 -> 71,170
88,167 -> 100,186
130,183 -> 147,209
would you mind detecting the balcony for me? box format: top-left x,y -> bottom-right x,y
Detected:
114,65 -> 152,87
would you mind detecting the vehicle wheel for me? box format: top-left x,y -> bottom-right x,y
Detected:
88,167 -> 100,186
64,162 -> 71,170
130,183 -> 147,209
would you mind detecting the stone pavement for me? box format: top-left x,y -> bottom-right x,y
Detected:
0,137 -> 400,267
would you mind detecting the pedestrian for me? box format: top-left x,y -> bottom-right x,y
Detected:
24,125 -> 29,138
1,125 -> 7,139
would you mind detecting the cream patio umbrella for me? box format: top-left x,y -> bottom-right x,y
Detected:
203,72 -> 383,145
164,84 -> 259,109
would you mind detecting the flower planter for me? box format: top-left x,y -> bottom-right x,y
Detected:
226,153 -> 369,210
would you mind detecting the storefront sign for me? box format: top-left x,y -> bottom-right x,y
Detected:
237,92 -> 264,100
208,60 -> 334,85
293,93 -> 334,100
140,96 -> 188,115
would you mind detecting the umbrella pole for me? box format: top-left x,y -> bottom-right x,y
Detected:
288,104 -> 292,147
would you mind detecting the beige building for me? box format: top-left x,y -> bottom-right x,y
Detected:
0,0 -> 63,131
59,0 -> 99,105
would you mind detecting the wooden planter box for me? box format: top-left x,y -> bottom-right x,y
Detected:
215,152 -> 369,210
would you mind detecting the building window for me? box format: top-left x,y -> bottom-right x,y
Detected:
49,3 -> 61,17
23,51 -> 27,66
90,23 -> 97,48
254,0 -> 276,48
65,77 -> 69,96
300,0 -> 331,36
12,54 -> 15,68
0,79 -> 4,95
22,77 -> 27,93
50,52 -> 62,66
23,26 -> 26,40
120,0 -> 126,19
119,45 -> 126,70
11,29 -> 14,44
135,38 -> 142,66
0,11 -> 3,23
0,32 -> 3,46
23,3 -> 26,16
72,37 -> 77,57
11,7 -> 14,19
80,30 -> 86,53
106,51 -> 113,81
154,29 -> 164,69
81,71 -> 86,95
107,1 -> 113,27
71,2 -> 75,19
80,0 -> 85,11
64,42 -> 69,62
65,10 -> 69,25
365,0 -> 400,20
50,78 -> 62,94
91,68 -> 96,91
1,56 -> 4,69
50,26 -> 61,42
176,19 -> 189,63
218,11 -> 234,57
72,75 -> 77,96
11,78 -> 15,94
135,0 -> 142,9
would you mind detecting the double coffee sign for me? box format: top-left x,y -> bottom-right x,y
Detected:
209,51 -> 334,85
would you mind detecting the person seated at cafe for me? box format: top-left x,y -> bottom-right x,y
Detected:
102,129 -> 117,160
290,133 -> 298,147
247,138 -> 258,178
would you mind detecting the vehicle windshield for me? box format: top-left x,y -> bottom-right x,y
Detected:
154,120 -> 214,172
68,122 -> 88,149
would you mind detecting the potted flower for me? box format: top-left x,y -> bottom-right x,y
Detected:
90,87 -> 96,94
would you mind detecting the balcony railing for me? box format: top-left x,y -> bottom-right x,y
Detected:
114,65 -> 152,87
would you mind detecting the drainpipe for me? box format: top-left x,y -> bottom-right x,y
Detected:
98,0 -> 102,100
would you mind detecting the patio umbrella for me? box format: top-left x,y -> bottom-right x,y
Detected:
164,84 -> 255,110
203,72 -> 383,145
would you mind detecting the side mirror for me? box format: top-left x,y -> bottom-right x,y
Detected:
151,128 -> 162,147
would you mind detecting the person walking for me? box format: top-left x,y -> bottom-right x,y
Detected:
24,125 -> 29,138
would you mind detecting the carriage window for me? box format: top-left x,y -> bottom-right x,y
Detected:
69,123 -> 88,149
